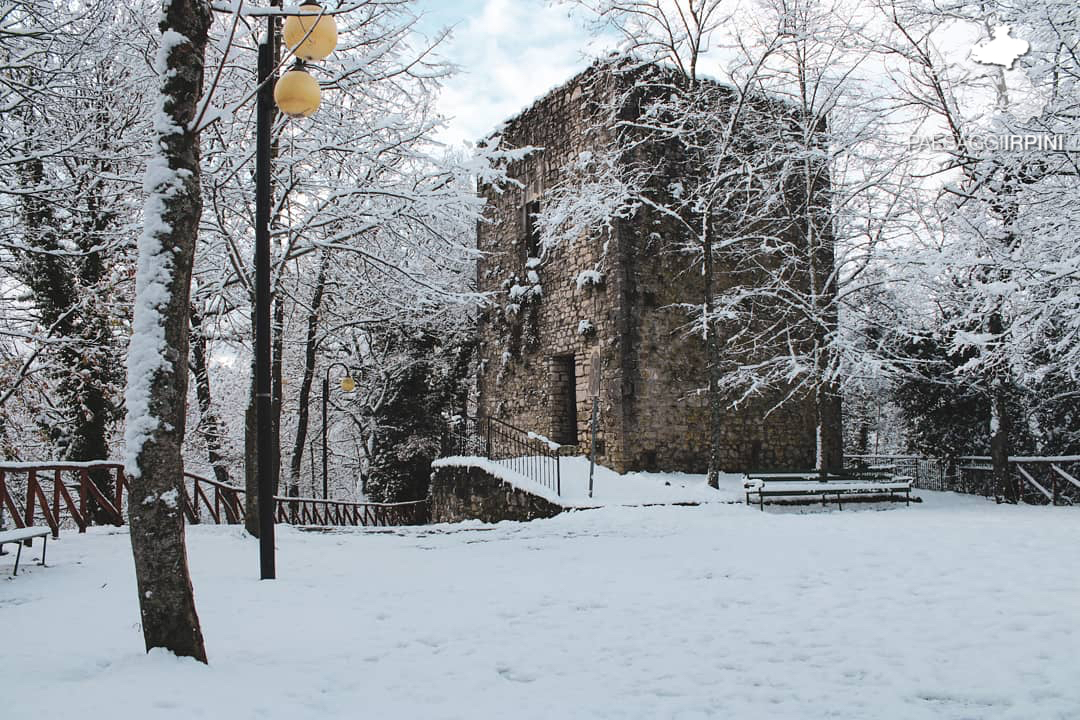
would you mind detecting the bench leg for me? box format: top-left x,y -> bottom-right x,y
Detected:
13,541 -> 22,576
39,535 -> 47,568
837,492 -> 842,511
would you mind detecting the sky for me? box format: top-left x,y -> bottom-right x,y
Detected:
411,0 -> 603,147
406,1 -> 1042,155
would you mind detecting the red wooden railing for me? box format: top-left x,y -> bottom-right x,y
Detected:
0,461 -> 428,539
0,462 -> 127,538
183,471 -> 244,526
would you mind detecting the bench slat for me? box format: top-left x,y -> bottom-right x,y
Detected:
0,527 -> 51,543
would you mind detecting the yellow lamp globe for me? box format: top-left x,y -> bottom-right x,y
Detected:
283,3 -> 338,61
274,67 -> 321,118
339,376 -> 356,393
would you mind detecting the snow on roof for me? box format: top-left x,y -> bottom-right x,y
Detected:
486,55 -> 794,146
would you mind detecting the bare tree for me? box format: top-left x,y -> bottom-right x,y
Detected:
876,0 -> 1080,496
699,0 -> 916,472
544,0 -> 908,476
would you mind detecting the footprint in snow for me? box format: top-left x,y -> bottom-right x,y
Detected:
496,664 -> 537,683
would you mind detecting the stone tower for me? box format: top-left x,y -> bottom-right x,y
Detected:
475,62 -> 839,474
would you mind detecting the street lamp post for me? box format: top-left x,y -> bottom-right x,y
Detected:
255,3 -> 337,580
322,362 -> 357,500
255,36 -> 275,581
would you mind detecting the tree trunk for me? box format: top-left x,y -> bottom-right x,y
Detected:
989,376 -> 1013,503
986,178 -> 1019,503
190,304 -> 232,486
287,255 -> 327,498
813,380 -> 844,472
271,293 -> 284,495
244,371 -> 259,535
71,168 -> 123,520
124,0 -> 211,663
268,1 -> 284,499
703,232 -> 723,488
854,395 -> 870,457
987,371 -> 1009,498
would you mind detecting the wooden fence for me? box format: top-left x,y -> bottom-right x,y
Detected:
0,461 -> 427,539
846,454 -> 1080,505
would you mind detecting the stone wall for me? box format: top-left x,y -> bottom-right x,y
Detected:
475,61 -> 835,475
429,465 -> 565,524
475,67 -> 625,467
621,206 -> 821,472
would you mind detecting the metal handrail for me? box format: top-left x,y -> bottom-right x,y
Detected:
444,416 -> 562,496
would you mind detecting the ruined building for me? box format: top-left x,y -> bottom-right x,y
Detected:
475,62 -> 841,474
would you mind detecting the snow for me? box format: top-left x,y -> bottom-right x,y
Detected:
508,283 -> 541,301
575,269 -> 603,289
0,460 -> 123,469
159,488 -> 179,509
433,456 -> 566,505
433,455 -> 746,507
3,495 -> 1079,718
123,150 -> 182,478
122,27 -> 191,479
525,431 -> 561,451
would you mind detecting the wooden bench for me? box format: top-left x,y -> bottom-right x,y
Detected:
744,471 -> 913,510
0,527 -> 50,576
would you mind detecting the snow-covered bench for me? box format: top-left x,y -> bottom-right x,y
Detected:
0,527 -> 50,576
743,471 -> 913,510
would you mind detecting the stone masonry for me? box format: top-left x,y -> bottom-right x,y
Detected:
475,62 -> 840,474
429,464 -> 565,524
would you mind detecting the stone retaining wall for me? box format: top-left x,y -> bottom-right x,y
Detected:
429,465 -> 565,524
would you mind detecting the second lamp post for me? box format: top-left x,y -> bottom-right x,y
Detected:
322,362 -> 358,500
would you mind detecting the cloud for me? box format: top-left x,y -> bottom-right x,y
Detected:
414,0 -> 601,147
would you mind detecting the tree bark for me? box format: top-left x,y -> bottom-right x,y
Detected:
703,232 -> 723,488
124,0 -> 211,663
987,176 -> 1018,503
244,362 -> 259,535
190,304 -> 232,486
990,380 -> 1012,502
988,306 -> 1013,502
19,153 -> 114,519
272,293 -> 284,495
70,166 -> 123,518
287,255 -> 327,498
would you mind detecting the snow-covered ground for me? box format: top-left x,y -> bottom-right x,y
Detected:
434,454 -> 746,506
3,493 -> 1079,719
